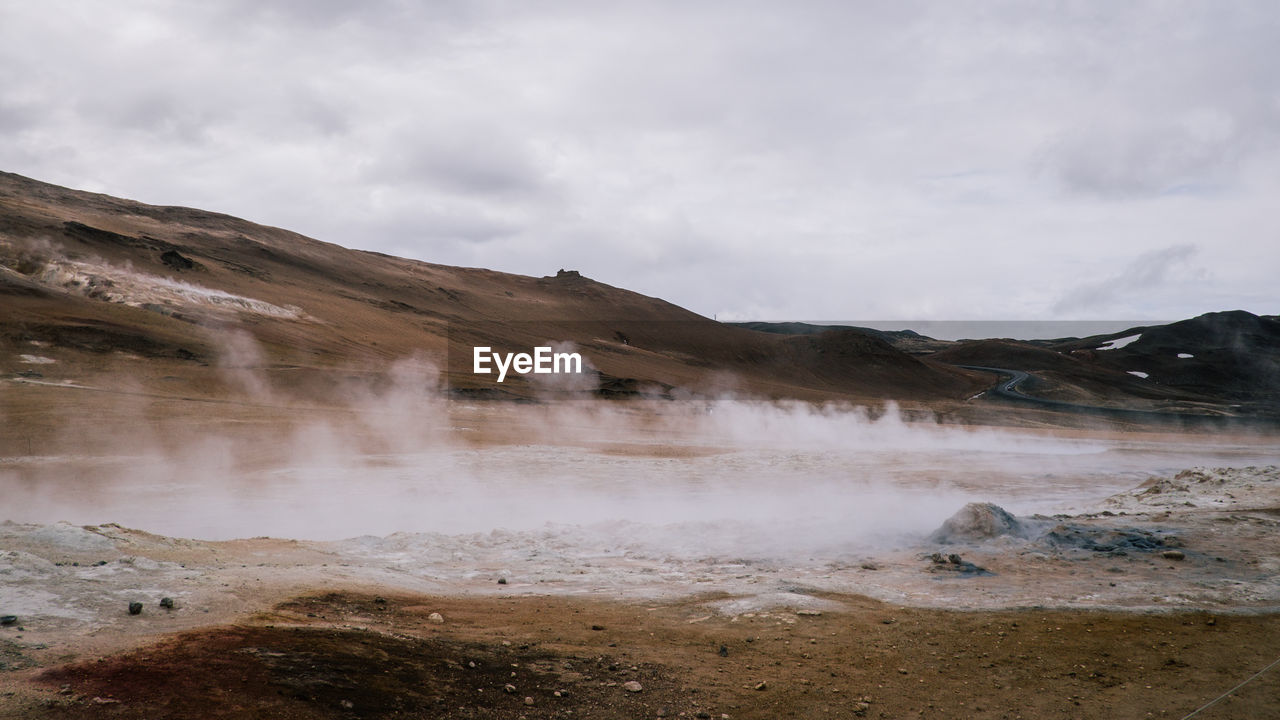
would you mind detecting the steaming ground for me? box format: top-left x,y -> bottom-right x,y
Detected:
4,400 -> 1280,719
5,399 -> 1274,544
3,400 -> 1279,631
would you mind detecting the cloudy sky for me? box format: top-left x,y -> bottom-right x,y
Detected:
2,1 -> 1276,321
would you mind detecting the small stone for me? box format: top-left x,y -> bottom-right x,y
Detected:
524,696 -> 534,706
622,681 -> 643,693
128,602 -> 143,616
498,577 -> 508,585
591,624 -> 605,631
91,697 -> 119,705
159,597 -> 175,609
428,612 -> 445,624
754,681 -> 768,691
339,699 -> 354,709
1161,550 -> 1186,561
718,645 -> 729,657
853,701 -> 872,716
897,668 -> 909,675
504,684 -> 517,694
797,609 -> 822,616
0,615 -> 17,626
1206,617 -> 1217,626
373,596 -> 387,604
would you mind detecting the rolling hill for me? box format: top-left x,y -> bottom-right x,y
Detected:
0,171 -> 985,406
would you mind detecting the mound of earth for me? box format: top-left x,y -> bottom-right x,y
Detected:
927,502 -> 1026,544
1103,465 -> 1279,513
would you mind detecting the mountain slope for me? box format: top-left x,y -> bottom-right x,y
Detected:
0,171 -> 984,404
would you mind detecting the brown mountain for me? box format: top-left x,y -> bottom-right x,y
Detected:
0,171 -> 985,406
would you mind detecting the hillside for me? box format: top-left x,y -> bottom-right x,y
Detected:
1052,311 -> 1280,407
0,171 -> 985,406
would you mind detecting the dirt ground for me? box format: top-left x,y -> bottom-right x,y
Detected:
2,590 -> 1276,720
4,383 -> 1279,719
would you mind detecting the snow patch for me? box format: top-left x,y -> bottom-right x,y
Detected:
1098,333 -> 1141,350
1127,371 -> 1149,379
18,354 -> 56,364
1177,353 -> 1194,359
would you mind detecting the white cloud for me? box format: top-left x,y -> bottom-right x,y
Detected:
0,1 -> 1276,320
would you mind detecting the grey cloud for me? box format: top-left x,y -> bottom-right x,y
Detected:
0,2 -> 1276,320
1038,114 -> 1250,198
367,125 -> 549,199
0,97 -> 39,133
1053,244 -> 1200,315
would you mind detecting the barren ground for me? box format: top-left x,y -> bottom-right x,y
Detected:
3,394 -> 1280,719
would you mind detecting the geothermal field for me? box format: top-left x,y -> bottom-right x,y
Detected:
2,174 -> 1279,718
3,378 -> 1280,718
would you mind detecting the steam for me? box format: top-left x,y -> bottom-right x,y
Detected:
0,237 -> 301,319
216,328 -> 274,398
7,335 -> 1278,571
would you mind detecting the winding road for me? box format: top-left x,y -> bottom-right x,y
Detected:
954,364 -> 1233,424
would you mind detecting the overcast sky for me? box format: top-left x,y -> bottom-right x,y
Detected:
2,1 -> 1276,321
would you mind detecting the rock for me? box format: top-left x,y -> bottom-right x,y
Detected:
796,609 -> 822,616
524,696 -> 535,706
159,597 -> 175,609
718,644 -> 729,657
504,684 -> 517,693
373,596 -> 387,604
428,612 -> 444,624
1162,549 -> 1186,560
0,615 -> 17,626
928,503 -> 1024,543
622,681 -> 643,693
591,624 -> 605,631
497,577 -> 507,585
853,700 -> 872,716
128,602 -> 143,616
754,681 -> 768,691
160,250 -> 196,271
1041,525 -> 1170,554
925,552 -> 990,575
